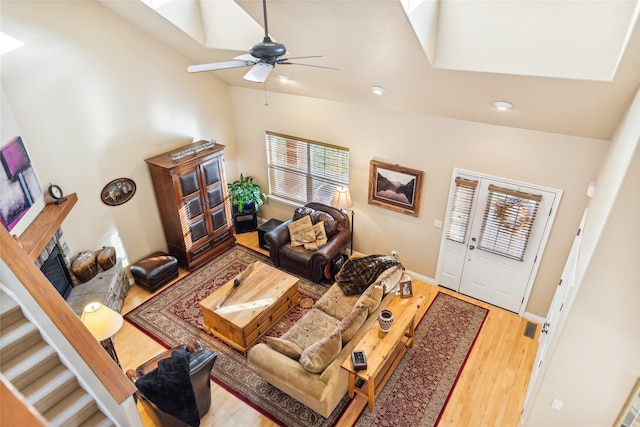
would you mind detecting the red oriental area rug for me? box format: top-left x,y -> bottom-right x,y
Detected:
354,292 -> 488,427
125,245 -> 487,427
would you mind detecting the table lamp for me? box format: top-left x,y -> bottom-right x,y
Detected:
331,186 -> 354,254
81,302 -> 124,366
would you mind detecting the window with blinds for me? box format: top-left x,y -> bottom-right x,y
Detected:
265,132 -> 350,205
446,177 -> 478,243
477,185 -> 541,261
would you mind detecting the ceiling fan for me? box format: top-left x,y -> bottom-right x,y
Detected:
187,0 -> 338,83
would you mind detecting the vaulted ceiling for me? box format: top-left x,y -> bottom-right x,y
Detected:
100,0 -> 640,140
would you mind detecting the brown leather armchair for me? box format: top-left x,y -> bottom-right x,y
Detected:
126,338 -> 217,427
264,202 -> 351,283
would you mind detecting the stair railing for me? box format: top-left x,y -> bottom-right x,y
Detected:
0,225 -> 139,425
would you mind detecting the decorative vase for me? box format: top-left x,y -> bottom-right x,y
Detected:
377,309 -> 395,332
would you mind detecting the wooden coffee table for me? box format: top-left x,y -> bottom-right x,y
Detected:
341,293 -> 425,410
199,261 -> 299,352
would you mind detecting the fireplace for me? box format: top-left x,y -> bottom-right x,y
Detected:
33,227 -> 78,292
40,245 -> 73,299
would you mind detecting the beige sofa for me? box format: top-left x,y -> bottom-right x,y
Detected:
247,265 -> 403,418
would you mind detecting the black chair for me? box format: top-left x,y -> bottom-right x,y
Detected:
126,338 -> 217,427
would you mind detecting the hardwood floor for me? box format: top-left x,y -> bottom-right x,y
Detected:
115,231 -> 538,426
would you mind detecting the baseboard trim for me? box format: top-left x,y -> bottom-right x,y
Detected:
406,269 -> 544,324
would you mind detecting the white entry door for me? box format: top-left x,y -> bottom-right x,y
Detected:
436,170 -> 561,313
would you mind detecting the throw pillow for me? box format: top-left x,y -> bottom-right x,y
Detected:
355,284 -> 383,315
134,350 -> 200,426
265,337 -> 303,360
288,215 -> 316,247
299,332 -> 342,373
304,222 -> 328,250
310,211 -> 339,237
376,265 -> 404,294
334,306 -> 368,343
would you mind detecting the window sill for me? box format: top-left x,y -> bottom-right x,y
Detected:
267,195 -> 304,208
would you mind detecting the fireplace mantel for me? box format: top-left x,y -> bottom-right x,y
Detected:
19,193 -> 78,261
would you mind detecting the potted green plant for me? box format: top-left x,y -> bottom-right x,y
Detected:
228,173 -> 267,213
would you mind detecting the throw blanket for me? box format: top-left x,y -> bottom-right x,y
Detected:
135,350 -> 200,426
336,255 -> 401,295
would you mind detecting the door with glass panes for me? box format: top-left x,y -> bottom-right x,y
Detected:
436,170 -> 560,313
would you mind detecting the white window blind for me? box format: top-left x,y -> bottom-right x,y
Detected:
446,177 -> 478,243
265,132 -> 349,205
478,185 -> 541,261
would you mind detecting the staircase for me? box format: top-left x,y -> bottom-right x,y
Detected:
0,290 -> 114,426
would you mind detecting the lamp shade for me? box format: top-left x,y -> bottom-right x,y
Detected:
81,302 -> 123,341
331,186 -> 353,210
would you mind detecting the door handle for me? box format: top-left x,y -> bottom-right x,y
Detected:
469,245 -> 475,250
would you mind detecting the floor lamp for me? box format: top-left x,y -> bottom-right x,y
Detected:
331,186 -> 354,255
81,302 -> 124,367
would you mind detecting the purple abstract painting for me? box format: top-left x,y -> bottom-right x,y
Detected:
0,136 -> 42,231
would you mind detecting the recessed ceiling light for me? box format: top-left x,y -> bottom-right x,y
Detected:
494,101 -> 513,111
371,86 -> 386,95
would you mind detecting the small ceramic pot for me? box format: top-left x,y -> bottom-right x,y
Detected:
378,309 -> 395,332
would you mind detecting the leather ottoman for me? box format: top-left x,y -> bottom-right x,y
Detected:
130,252 -> 179,292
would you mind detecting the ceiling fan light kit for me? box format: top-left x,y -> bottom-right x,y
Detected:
187,0 -> 337,84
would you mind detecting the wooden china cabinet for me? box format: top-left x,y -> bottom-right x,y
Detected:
145,140 -> 235,270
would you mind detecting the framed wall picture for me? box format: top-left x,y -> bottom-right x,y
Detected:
0,136 -> 42,231
101,178 -> 136,206
368,160 -> 424,216
400,277 -> 413,298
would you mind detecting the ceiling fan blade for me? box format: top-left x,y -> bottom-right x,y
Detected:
187,60 -> 254,73
243,62 -> 274,83
280,55 -> 324,61
279,61 -> 341,71
233,54 -> 259,61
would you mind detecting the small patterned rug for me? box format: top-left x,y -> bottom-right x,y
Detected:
354,292 -> 488,427
124,245 -> 346,427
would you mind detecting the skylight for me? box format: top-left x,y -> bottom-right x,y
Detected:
0,32 -> 24,56
138,0 -> 264,52
403,0 -> 640,82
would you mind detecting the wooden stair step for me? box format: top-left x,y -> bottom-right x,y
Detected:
1,340 -> 60,389
0,291 -> 23,329
43,386 -> 100,427
79,410 -> 116,427
0,316 -> 42,361
22,363 -> 78,414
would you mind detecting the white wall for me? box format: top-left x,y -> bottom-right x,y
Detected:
1,1 -> 238,264
525,89 -> 640,425
229,87 -> 608,316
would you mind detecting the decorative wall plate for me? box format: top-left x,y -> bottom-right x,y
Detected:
101,178 -> 136,206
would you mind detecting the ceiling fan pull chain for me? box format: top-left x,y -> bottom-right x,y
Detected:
264,82 -> 269,107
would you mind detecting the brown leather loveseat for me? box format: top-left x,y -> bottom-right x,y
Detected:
264,202 -> 350,283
